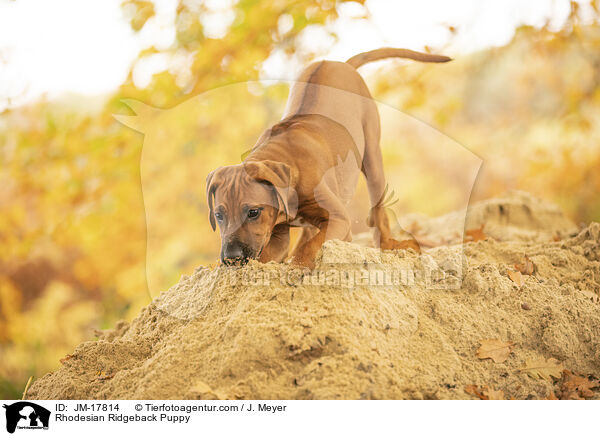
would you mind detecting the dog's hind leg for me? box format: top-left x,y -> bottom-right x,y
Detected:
361,117 -> 420,253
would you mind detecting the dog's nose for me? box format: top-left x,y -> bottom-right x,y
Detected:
222,242 -> 246,265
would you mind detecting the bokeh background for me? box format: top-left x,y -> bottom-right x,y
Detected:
1,0 -> 599,399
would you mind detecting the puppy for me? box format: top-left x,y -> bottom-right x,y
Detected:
206,48 -> 450,267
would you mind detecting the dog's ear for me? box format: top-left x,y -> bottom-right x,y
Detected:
206,168 -> 220,231
244,160 -> 298,221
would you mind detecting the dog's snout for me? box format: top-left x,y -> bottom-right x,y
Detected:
224,243 -> 243,259
221,241 -> 248,265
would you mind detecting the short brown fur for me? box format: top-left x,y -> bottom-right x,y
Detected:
207,47 -> 450,267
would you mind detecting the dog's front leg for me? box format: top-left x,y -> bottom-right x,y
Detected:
291,196 -> 351,268
258,224 -> 290,263
291,218 -> 350,268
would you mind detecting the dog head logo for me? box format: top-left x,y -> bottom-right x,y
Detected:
2,402 -> 50,434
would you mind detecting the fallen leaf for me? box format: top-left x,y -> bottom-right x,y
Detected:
546,391 -> 558,400
520,358 -> 564,381
464,384 -> 486,400
59,353 -> 76,364
559,370 -> 599,400
515,256 -> 535,275
508,270 -> 525,287
477,339 -> 514,363
482,386 -> 505,400
465,224 -> 487,242
465,384 -> 505,400
97,371 -> 114,381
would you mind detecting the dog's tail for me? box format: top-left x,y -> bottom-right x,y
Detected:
346,47 -> 451,68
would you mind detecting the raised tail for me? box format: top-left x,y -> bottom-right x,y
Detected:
346,47 -> 451,68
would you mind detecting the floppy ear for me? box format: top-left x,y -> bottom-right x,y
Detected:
244,160 -> 298,221
206,168 -> 219,231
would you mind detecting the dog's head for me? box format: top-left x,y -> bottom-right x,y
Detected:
206,160 -> 297,265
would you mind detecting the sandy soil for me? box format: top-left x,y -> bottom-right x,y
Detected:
27,191 -> 600,400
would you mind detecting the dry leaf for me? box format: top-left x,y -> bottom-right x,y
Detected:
465,384 -> 505,400
546,391 -> 558,400
482,386 -> 505,400
465,224 -> 487,242
508,270 -> 525,287
515,256 -> 535,275
520,358 -> 564,381
559,370 -> 599,400
97,371 -> 114,381
477,339 -> 514,363
59,353 -> 76,364
464,384 -> 486,399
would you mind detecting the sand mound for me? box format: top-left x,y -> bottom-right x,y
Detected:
393,190 -> 580,246
27,193 -> 600,400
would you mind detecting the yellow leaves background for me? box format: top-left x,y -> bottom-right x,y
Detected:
0,0 -> 362,399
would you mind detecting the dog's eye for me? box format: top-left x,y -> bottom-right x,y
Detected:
247,208 -> 261,219
214,212 -> 224,222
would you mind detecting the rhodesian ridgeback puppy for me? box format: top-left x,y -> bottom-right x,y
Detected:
207,48 -> 451,267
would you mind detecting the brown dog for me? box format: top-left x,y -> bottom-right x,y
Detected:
206,48 -> 451,267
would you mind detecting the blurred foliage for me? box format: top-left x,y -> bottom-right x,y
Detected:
0,0 -> 599,399
371,5 -> 600,222
0,0 -> 361,399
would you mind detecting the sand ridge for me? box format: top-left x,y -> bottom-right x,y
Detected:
27,192 -> 600,399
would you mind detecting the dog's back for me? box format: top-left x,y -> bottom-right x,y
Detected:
283,48 -> 451,155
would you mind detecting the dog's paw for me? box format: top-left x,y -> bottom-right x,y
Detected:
380,238 -> 421,254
